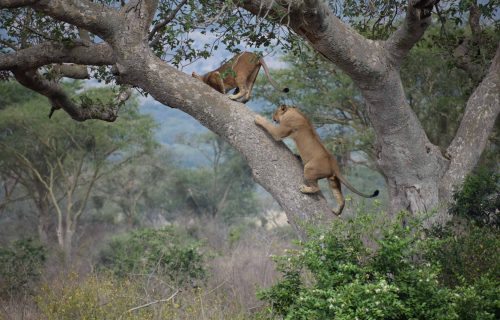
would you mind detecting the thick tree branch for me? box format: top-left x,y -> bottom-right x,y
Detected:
440,45 -> 500,199
31,0 -> 119,40
0,41 -> 114,71
239,0 -> 386,82
12,69 -> 127,122
386,0 -> 439,66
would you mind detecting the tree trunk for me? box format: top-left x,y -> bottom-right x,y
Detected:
359,70 -> 449,217
63,227 -> 73,262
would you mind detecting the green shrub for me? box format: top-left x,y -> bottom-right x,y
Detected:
0,238 -> 46,297
426,223 -> 500,287
449,167 -> 499,228
98,227 -> 205,286
258,213 -> 499,319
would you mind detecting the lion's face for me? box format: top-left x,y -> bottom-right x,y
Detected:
272,105 -> 290,123
192,72 -> 203,80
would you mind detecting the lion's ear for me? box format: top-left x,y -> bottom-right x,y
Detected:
192,72 -> 200,79
280,105 -> 287,111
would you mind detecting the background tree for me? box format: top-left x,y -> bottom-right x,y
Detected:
175,132 -> 260,220
95,151 -> 172,228
0,0 -> 498,235
0,82 -> 156,259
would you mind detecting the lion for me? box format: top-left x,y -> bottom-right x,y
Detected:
192,52 -> 289,103
255,105 -> 379,215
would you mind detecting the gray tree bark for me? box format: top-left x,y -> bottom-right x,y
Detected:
0,0 -> 498,232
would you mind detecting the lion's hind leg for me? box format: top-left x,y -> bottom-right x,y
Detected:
328,176 -> 345,215
241,66 -> 261,103
228,74 -> 249,101
300,161 -> 325,194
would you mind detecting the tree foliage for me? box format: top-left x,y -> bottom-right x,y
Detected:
448,167 -> 500,228
258,213 -> 500,319
98,227 -> 205,286
0,238 -> 46,298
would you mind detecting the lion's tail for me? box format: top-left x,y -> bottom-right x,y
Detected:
330,160 -> 379,198
259,58 -> 289,93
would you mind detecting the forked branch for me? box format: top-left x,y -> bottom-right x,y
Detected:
386,0 -> 440,66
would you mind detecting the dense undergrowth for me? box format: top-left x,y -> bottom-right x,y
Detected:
0,169 -> 498,319
257,167 -> 499,319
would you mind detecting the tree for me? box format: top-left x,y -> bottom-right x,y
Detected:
0,83 -> 156,259
0,1 -> 498,236
96,151 -> 172,228
175,132 -> 260,220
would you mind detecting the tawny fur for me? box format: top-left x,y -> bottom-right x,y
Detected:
192,52 -> 288,103
255,105 -> 378,215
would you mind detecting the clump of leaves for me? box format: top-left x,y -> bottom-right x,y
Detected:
0,238 -> 46,298
449,167 -> 499,228
257,213 -> 499,319
97,227 -> 205,287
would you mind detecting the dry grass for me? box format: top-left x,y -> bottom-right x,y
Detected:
0,217 -> 295,320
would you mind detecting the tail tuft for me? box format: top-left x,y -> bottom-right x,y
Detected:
371,190 -> 379,197
282,87 -> 290,93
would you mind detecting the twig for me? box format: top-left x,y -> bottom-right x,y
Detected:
124,290 -> 179,314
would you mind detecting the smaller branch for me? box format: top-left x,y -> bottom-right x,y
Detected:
125,290 -> 179,315
0,177 -> 20,213
74,164 -> 101,222
453,3 -> 484,84
148,0 -> 187,44
312,114 -> 351,126
385,0 -> 440,67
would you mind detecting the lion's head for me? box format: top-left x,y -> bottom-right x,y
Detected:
272,105 -> 295,123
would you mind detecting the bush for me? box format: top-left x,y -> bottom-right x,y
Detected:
426,223 -> 500,287
36,273 -> 154,320
257,213 -> 499,320
98,227 -> 205,286
448,167 -> 499,228
36,273 -> 252,320
0,238 -> 46,297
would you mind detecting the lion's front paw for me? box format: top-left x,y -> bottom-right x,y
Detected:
255,115 -> 266,126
